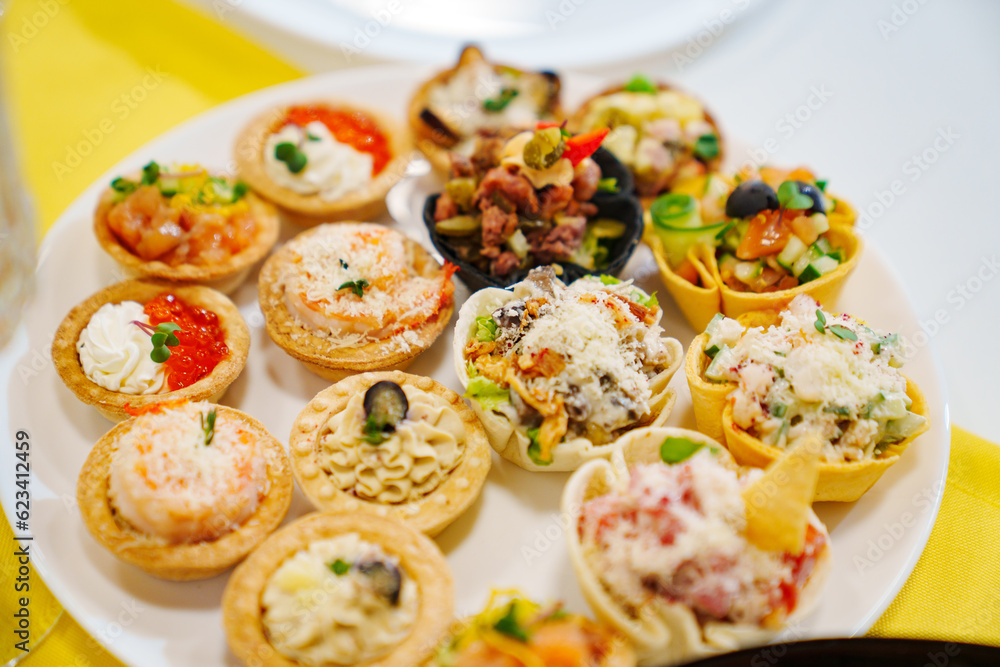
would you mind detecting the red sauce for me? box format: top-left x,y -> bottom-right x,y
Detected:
144,294 -> 229,391
283,105 -> 392,176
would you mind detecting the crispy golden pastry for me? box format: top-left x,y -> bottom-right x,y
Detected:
288,371 -> 491,536
77,402 -> 292,581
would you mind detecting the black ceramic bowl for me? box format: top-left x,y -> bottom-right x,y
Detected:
423,148 -> 643,292
683,638 -> 1000,666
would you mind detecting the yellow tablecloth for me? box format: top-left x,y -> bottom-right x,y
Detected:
1,0 -> 998,664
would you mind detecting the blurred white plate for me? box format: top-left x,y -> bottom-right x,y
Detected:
181,0 -> 771,67
0,64 -> 948,667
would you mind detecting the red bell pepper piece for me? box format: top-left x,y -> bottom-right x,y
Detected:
562,128 -> 610,166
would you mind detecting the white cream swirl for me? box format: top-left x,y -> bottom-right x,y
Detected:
77,301 -> 165,395
319,385 -> 465,504
264,121 -> 374,201
262,534 -> 417,665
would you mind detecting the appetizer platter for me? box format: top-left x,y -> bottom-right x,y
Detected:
0,63 -> 948,667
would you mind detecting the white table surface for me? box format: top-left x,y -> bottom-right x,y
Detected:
171,0 -> 1000,445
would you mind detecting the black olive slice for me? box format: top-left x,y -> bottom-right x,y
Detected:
725,180 -> 779,219
363,381 -> 409,434
419,108 -> 460,147
356,559 -> 403,606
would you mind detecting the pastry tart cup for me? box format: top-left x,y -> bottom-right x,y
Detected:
51,279 -> 250,422
568,81 -> 724,200
258,224 -> 455,382
453,285 -> 684,472
647,202 -> 861,332
94,177 -> 279,295
685,310 -> 930,502
77,404 -> 293,581
222,512 -> 454,667
289,371 -> 492,536
562,427 -> 832,666
234,100 -> 412,225
408,45 -> 563,174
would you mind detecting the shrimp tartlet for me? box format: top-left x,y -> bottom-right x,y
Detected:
563,427 -> 831,665
94,161 -> 279,293
259,223 -> 457,381
223,512 -> 453,667
454,267 -> 683,471
686,294 -> 929,501
235,101 -> 412,224
77,401 -> 292,580
427,590 -> 636,667
289,371 -> 491,536
52,279 -> 249,422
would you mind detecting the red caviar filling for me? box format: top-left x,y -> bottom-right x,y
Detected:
144,294 -> 228,391
282,105 -> 392,176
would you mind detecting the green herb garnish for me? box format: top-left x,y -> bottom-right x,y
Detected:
814,308 -> 827,334
596,177 -> 619,193
483,87 -> 519,112
623,73 -> 657,94
823,405 -> 851,416
829,324 -> 858,341
200,408 -> 217,446
660,437 -> 704,464
330,559 -> 351,576
339,259 -> 349,269
693,134 -> 720,160
274,141 -> 308,174
600,275 -> 621,285
493,603 -> 530,642
361,413 -> 389,445
475,316 -> 498,342
777,180 -> 814,211
815,179 -> 828,192
141,161 -> 161,185
133,320 -> 181,363
338,279 -> 369,298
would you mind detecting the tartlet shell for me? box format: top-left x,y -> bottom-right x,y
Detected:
93,175 -> 279,294
453,285 -> 684,472
684,309 -> 930,502
648,199 -> 862,332
407,45 -> 564,173
222,512 -> 454,667
51,279 -> 250,422
288,370 -> 492,536
234,100 -> 413,225
567,81 -> 725,201
258,224 -> 455,382
76,404 -> 293,581
562,427 -> 832,666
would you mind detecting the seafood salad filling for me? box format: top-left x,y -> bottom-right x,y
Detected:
280,223 -> 455,348
579,450 -> 826,628
261,533 -> 417,665
702,294 -> 926,461
464,268 -> 674,465
107,402 -> 267,544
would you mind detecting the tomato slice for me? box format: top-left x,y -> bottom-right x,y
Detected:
736,210 -> 791,260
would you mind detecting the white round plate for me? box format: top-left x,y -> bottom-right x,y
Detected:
180,0 -> 772,68
0,65 -> 949,667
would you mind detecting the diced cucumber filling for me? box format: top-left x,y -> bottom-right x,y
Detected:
811,213 -> 830,235
883,412 -> 927,443
777,235 -> 808,269
734,260 -> 763,284
704,345 -> 732,382
798,255 -> 840,284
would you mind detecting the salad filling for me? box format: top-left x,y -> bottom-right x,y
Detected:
578,449 -> 826,628
433,124 -> 626,278
463,268 -> 675,465
702,294 -> 926,462
653,166 -> 848,293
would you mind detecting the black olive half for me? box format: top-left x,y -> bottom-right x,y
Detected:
356,559 -> 403,606
363,381 -> 409,433
793,180 -> 826,215
725,180 -> 779,219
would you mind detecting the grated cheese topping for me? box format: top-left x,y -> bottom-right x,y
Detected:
107,401 -> 267,543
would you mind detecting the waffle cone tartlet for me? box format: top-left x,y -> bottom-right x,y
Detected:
52,279 -> 249,422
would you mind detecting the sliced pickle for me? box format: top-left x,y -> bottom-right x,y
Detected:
435,215 -> 481,236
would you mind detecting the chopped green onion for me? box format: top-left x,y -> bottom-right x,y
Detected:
330,559 -> 351,575
483,88 -> 519,112
693,134 -> 720,160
